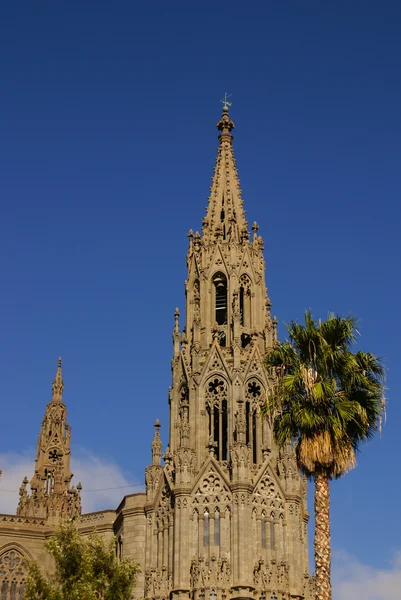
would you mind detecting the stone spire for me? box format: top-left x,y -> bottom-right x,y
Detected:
201,104 -> 248,245
141,104 -> 309,600
17,359 -> 81,522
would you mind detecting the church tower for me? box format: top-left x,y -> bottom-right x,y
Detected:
17,359 -> 82,523
144,105 -> 309,600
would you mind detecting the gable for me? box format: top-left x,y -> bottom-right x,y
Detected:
191,460 -> 231,509
252,464 -> 286,513
200,341 -> 230,383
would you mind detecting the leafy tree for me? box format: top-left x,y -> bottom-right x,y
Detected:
264,311 -> 385,600
25,519 -> 140,600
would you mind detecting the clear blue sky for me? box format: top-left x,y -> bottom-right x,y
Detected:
1,0 -> 400,585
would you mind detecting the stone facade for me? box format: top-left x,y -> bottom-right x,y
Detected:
0,106 -> 310,600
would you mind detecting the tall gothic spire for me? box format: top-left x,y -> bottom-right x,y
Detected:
17,359 -> 81,522
202,104 -> 248,245
142,104 -> 309,600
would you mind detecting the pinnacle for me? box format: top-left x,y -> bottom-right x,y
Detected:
52,356 -> 64,402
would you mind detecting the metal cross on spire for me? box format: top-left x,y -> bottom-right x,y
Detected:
220,92 -> 232,110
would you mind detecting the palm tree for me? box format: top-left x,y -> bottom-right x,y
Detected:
264,311 -> 385,600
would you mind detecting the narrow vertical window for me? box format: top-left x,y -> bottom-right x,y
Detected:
261,517 -> 266,549
10,581 -> 17,600
18,582 -> 25,600
239,287 -> 244,325
252,411 -> 257,464
118,535 -> 123,560
1,581 -> 8,600
245,288 -> 251,327
207,405 -> 212,437
245,401 -> 250,445
270,514 -> 275,551
213,405 -> 220,457
214,274 -> 227,325
222,399 -> 228,460
204,510 -> 210,546
214,509 -> 220,546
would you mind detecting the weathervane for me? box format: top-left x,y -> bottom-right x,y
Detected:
221,93 -> 232,110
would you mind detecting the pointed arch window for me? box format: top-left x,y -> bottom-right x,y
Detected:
213,274 -> 227,326
206,378 -> 228,461
0,549 -> 27,600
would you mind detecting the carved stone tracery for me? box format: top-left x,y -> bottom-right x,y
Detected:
0,548 -> 27,600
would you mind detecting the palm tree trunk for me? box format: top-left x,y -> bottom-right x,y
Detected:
314,471 -> 331,600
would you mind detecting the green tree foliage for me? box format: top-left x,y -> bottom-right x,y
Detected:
25,520 -> 140,600
264,311 -> 385,600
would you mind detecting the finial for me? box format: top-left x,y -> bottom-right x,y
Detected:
217,95 -> 234,142
52,357 -> 64,402
154,418 -> 161,429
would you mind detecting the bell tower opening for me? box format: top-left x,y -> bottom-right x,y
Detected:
214,273 -> 227,326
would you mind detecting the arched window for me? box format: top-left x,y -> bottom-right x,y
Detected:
0,548 -> 27,600
213,274 -> 227,326
206,378 -> 228,461
214,509 -> 220,546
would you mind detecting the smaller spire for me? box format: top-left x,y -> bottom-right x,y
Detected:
152,419 -> 162,466
173,308 -> 180,358
52,357 -> 64,402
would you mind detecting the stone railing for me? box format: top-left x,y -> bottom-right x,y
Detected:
80,512 -> 105,523
0,514 -> 46,527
